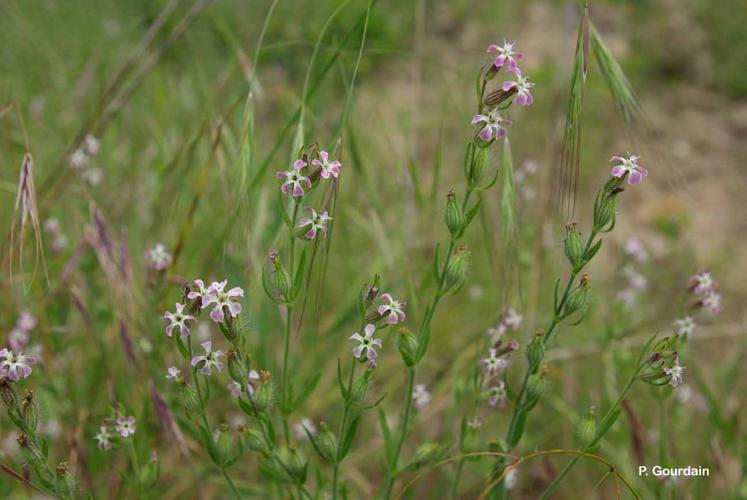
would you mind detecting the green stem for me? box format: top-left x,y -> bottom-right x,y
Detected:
281,200 -> 300,442
332,353 -> 359,499
384,367 -> 415,499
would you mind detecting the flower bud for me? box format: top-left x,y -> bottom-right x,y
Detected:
310,422 -> 338,462
0,380 -> 18,409
525,367 -> 548,402
349,371 -> 371,404
461,428 -> 483,458
444,245 -> 469,292
269,250 -> 292,299
525,331 -> 545,369
21,390 -> 38,432
56,462 -> 76,496
179,385 -> 204,413
400,442 -> 443,473
278,446 -> 307,482
576,406 -> 597,449
216,425 -> 236,466
251,380 -> 275,413
227,350 -> 247,384
469,146 -> 490,187
561,273 -> 590,319
445,190 -> 465,237
563,222 -> 585,270
398,328 -> 420,367
243,427 -> 273,457
593,180 -> 624,233
139,452 -> 160,487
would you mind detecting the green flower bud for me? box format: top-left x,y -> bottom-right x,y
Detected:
242,427 -> 273,457
525,331 -> 545,370
445,190 -> 465,237
139,453 -> 160,488
576,406 -> 597,449
259,456 -> 293,483
0,380 -> 17,409
269,250 -> 292,299
561,273 -> 590,319
215,425 -> 236,466
461,428 -> 483,458
179,385 -> 204,413
469,146 -> 490,187
310,422 -> 338,462
251,378 -> 275,413
563,222 -> 585,270
349,371 -> 371,404
525,368 -> 548,402
227,350 -> 247,384
444,245 -> 469,292
398,328 -> 420,367
56,462 -> 76,496
277,446 -> 307,483
21,390 -> 37,432
400,442 -> 443,473
593,180 -> 624,233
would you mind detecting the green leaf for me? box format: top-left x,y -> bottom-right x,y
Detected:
462,198 -> 482,236
292,248 -> 308,300
338,414 -> 360,460
432,244 -> 441,283
378,408 -> 394,466
337,359 -> 348,400
584,238 -> 603,263
175,335 -> 189,359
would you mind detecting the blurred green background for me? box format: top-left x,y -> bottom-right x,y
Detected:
1,0 -> 746,498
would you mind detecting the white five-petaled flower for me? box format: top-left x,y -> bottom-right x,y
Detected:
664,359 -> 685,388
163,303 -> 195,338
690,271 -> 714,295
610,154 -> 648,185
471,108 -> 512,142
297,208 -> 332,240
203,280 -> 244,323
350,324 -> 382,361
487,40 -> 524,73
277,160 -> 312,197
673,316 -> 696,339
378,293 -> 406,325
501,71 -> 535,106
487,381 -> 507,407
95,426 -> 113,450
147,243 -> 172,271
311,151 -> 341,179
166,366 -> 181,380
702,292 -> 721,315
0,348 -> 37,381
115,416 -> 136,438
480,348 -> 508,378
191,341 -> 225,376
412,384 -> 432,409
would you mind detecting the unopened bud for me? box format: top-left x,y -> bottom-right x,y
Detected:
311,422 -> 338,462
445,190 -> 465,237
444,245 -> 469,292
576,406 -> 597,449
0,380 -> 17,409
398,329 -> 420,367
561,273 -> 590,319
243,428 -> 272,457
469,146 -> 490,187
250,381 -> 274,413
349,371 -> 371,404
21,390 -> 37,432
227,350 -> 247,384
525,331 -> 545,369
525,367 -> 548,402
563,222 -> 585,270
269,250 -> 292,299
215,425 -> 236,466
400,442 -> 442,473
179,385 -> 204,413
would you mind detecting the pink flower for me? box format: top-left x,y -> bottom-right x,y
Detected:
202,280 -> 244,323
15,310 -> 37,332
480,348 -> 508,378
609,154 -> 648,185
501,71 -> 535,106
0,348 -> 37,381
191,341 -> 225,375
471,108 -> 512,141
228,370 -> 261,398
377,293 -> 406,325
689,271 -> 714,295
664,359 -> 685,388
502,308 -> 523,330
701,292 -> 721,315
187,279 -> 210,303
8,329 -> 30,352
163,303 -> 195,338
277,160 -> 312,197
115,415 -> 136,438
297,208 -> 333,239
166,366 -> 182,380
487,40 -> 523,73
147,243 -> 172,271
95,426 -> 113,450
412,384 -> 432,409
311,151 -> 341,179
350,324 -> 382,361
487,381 -> 507,407
227,381 -> 242,398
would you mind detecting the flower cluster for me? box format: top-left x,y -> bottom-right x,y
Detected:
486,308 -> 522,344
277,149 -> 341,198
479,312 -> 520,408
69,134 -> 103,186
182,278 -> 245,324
639,337 -> 685,388
94,414 -> 137,451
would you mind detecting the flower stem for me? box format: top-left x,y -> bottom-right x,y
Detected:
332,353 -> 358,499
384,366 -> 415,499
281,199 -> 301,442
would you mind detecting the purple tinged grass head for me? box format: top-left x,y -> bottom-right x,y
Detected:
163,303 -> 195,338
610,154 -> 648,185
350,324 -> 382,361
487,40 -> 523,73
297,208 -> 332,239
311,150 -> 341,179
191,341 -> 225,375
378,293 -> 406,325
0,348 -> 37,381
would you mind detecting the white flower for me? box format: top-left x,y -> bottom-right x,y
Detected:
115,416 -> 136,438
673,316 -> 695,339
349,324 -> 382,361
412,384 -> 432,409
